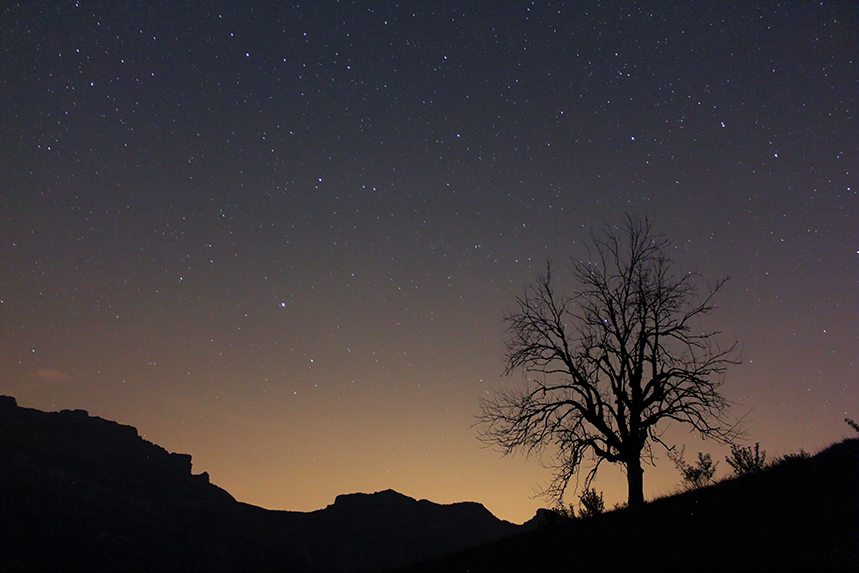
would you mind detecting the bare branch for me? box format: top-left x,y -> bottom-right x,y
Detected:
475,214 -> 743,509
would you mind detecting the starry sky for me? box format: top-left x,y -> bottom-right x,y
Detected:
1,1 -> 856,524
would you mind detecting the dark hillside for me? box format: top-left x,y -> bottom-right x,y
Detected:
408,438 -> 859,571
0,395 -> 272,571
0,396 -> 523,571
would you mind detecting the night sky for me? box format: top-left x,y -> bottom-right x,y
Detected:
1,1 -> 856,523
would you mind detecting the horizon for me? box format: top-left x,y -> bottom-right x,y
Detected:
4,390 -> 857,523
1,1 -> 856,525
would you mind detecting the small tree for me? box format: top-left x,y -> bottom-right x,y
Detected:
476,215 -> 743,509
726,442 -> 767,476
577,488 -> 605,518
668,447 -> 718,489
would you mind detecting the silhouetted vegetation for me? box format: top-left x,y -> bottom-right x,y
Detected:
576,488 -> 605,518
726,441 -> 767,476
408,437 -> 859,571
550,487 -> 607,520
846,417 -> 859,435
668,447 -> 718,490
769,449 -> 810,469
477,215 -> 743,509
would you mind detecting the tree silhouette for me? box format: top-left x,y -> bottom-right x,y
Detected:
477,215 -> 743,509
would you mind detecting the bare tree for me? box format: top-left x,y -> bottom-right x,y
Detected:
477,215 -> 743,509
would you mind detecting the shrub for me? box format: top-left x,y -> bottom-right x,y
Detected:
668,447 -> 718,489
687,452 -> 718,488
726,442 -> 767,476
550,502 -> 575,519
577,488 -> 605,518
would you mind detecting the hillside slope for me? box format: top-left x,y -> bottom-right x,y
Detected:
408,438 -> 859,571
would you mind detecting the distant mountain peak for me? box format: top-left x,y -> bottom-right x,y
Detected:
333,487 -> 410,505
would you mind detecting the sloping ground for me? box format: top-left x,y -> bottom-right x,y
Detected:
408,438 -> 859,571
0,396 -> 522,571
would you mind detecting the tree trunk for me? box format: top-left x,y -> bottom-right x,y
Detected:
626,457 -> 645,508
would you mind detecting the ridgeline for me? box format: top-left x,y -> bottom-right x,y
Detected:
1,395 -> 856,571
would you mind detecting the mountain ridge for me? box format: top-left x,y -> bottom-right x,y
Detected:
0,395 -> 528,571
6,394 -> 856,571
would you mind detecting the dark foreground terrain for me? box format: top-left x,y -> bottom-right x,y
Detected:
0,396 -> 525,571
408,438 -> 859,571
2,395 -> 857,571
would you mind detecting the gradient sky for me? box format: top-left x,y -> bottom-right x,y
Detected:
1,1 -> 856,524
